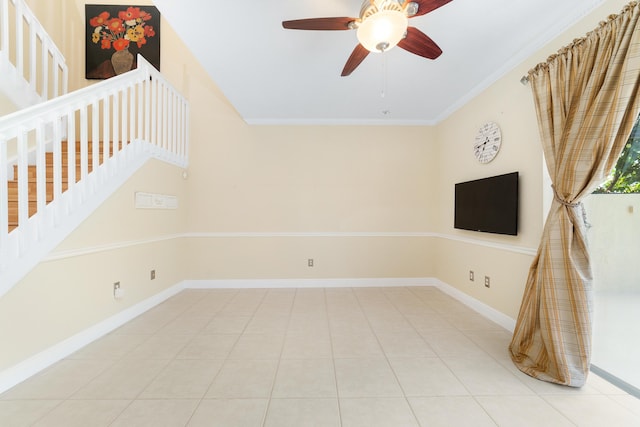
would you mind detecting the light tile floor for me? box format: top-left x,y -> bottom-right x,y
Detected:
1,286 -> 640,426
593,291 -> 640,391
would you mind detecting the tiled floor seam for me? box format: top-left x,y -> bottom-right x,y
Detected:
324,287 -> 345,427
353,286 -> 423,426
261,288 -> 297,427
170,288 -> 248,427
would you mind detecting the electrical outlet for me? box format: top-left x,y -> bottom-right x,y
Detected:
484,276 -> 490,288
469,270 -> 474,281
113,281 -> 122,299
308,258 -> 314,267
150,269 -> 156,280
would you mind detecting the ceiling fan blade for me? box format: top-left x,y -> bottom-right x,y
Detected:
404,0 -> 453,17
398,26 -> 442,59
341,44 -> 370,76
282,17 -> 356,31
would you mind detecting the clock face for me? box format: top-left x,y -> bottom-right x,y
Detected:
473,122 -> 502,164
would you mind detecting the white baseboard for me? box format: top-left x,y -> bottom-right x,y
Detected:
0,276 -> 516,395
184,277 -> 440,289
433,279 -> 516,332
185,277 -> 516,332
0,282 -> 185,394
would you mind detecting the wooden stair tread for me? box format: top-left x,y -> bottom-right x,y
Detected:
7,181 -> 56,202
14,165 -> 93,180
6,139 -> 127,232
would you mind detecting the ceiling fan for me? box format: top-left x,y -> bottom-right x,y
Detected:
282,0 -> 453,76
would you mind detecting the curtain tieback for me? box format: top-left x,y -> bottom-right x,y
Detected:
552,185 -> 580,207
551,185 -> 591,228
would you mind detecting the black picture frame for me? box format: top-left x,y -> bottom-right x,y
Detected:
85,4 -> 160,79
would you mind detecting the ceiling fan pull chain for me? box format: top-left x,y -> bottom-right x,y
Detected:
381,52 -> 388,99
381,52 -> 391,116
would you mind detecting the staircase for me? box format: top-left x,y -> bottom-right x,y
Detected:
7,140 -> 117,231
0,0 -> 189,298
0,0 -> 67,108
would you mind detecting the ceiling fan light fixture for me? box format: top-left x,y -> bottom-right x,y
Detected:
281,0 -> 449,76
356,9 -> 408,53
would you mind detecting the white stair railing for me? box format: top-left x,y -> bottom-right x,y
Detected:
0,54 -> 189,297
0,0 -> 68,107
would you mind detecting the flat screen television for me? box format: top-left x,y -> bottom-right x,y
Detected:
454,172 -> 519,236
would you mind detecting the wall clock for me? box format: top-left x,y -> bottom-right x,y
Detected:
473,122 -> 502,164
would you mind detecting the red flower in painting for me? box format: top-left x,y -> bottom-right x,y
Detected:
105,18 -> 125,34
89,11 -> 110,27
118,7 -> 141,22
112,38 -> 130,51
89,7 -> 156,52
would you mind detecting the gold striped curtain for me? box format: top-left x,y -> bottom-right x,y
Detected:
510,2 -> 640,387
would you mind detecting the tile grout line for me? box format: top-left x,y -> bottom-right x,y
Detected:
355,286 -> 424,426
179,289 -> 244,427
61,295 -> 201,427
385,287 -> 443,426
406,286 -> 572,426
261,288 -> 296,427
111,289 -> 226,426
404,286 -> 496,426
4,287 -> 639,425
324,287 -> 344,427
223,288 -> 271,426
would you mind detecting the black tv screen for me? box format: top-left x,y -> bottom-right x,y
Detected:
454,172 -> 519,236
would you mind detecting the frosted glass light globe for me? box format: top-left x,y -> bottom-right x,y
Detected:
357,10 -> 408,52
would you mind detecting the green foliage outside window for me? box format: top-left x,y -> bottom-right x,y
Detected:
593,115 -> 640,194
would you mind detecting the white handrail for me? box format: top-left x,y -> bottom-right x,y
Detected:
0,54 -> 189,297
0,0 -> 68,105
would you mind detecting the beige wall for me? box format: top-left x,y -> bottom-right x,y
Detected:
432,0 -> 631,316
0,159 -> 189,370
1,0 -> 439,372
0,1 -> 194,371
24,0 -> 191,95
1,0 -> 633,373
164,0 -> 439,279
24,0 -> 84,92
188,125 -> 436,232
432,50 -> 543,316
186,236 -> 435,281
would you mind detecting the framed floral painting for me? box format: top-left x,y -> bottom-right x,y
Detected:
85,4 -> 160,79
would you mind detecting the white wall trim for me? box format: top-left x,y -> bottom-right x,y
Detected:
432,0 -> 607,125
0,276 -> 516,395
44,233 -> 184,262
431,233 -> 537,257
244,117 -> 439,126
183,231 -> 434,238
184,277 -> 440,289
433,278 -> 517,332
0,282 -> 185,395
0,150 -> 154,298
184,277 -> 516,331
43,231 -> 537,262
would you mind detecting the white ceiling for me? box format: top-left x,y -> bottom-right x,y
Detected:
152,0 -> 606,125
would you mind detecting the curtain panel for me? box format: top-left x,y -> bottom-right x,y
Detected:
510,2 -> 640,387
